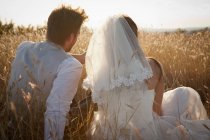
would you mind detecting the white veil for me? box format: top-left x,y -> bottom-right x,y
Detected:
83,16 -> 157,139
83,15 -> 153,92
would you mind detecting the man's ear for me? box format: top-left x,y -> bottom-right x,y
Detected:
72,34 -> 77,45
63,33 -> 77,52
67,33 -> 77,46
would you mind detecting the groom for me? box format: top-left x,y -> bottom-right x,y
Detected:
7,5 -> 87,140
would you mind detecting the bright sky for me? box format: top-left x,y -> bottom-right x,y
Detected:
0,0 -> 210,30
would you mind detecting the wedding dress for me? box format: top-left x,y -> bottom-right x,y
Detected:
83,15 -> 157,140
83,15 -> 210,139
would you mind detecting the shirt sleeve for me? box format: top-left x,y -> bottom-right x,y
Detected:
16,41 -> 33,53
44,57 -> 82,140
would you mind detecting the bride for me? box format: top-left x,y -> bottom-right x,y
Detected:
83,15 -> 157,139
83,15 -> 210,139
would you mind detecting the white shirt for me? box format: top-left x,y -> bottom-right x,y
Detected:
44,57 -> 82,140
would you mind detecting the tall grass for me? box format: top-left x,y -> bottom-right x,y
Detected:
0,23 -> 209,139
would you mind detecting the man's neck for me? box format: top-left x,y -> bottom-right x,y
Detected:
46,40 -> 66,51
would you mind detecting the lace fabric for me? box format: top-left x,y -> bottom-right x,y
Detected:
83,59 -> 152,92
83,15 -> 153,93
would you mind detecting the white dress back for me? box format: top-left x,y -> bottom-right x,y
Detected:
90,82 -> 158,140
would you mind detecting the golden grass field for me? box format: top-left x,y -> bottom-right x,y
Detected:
0,23 -> 209,139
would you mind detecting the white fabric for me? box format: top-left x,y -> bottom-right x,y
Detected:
83,15 -> 157,139
90,87 -> 210,139
83,15 -> 153,95
162,87 -> 208,120
89,83 -> 158,140
153,87 -> 210,140
44,57 -> 82,140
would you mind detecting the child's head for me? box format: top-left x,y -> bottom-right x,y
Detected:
146,57 -> 165,90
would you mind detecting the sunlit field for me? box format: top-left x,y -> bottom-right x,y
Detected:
0,22 -> 209,139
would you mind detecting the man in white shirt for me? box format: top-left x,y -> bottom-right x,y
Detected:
7,5 -> 87,140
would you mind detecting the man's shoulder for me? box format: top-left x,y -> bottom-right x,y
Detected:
65,56 -> 83,68
16,41 -> 36,52
60,56 -> 83,70
56,56 -> 83,74
18,41 -> 34,48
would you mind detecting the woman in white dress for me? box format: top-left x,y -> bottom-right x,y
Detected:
147,57 -> 210,139
83,15 -> 157,139
83,15 -> 210,139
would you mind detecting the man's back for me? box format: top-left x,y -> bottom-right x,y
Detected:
8,41 -> 69,112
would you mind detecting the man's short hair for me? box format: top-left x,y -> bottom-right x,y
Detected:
46,5 -> 87,46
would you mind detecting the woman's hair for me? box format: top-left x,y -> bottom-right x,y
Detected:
123,15 -> 138,37
46,5 -> 88,46
148,57 -> 165,81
